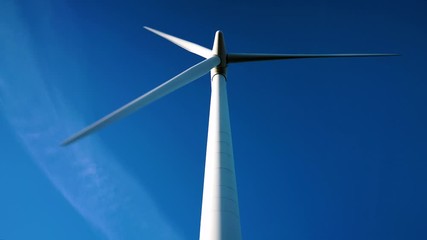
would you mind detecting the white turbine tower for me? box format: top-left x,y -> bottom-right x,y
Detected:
62,27 -> 397,240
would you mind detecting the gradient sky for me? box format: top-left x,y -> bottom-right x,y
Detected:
0,0 -> 426,239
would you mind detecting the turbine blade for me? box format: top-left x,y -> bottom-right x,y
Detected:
62,56 -> 220,146
144,26 -> 213,59
227,53 -> 399,63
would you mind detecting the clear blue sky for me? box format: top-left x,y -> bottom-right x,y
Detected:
0,0 -> 426,239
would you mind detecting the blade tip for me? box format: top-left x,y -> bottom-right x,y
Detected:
143,26 -> 156,33
60,133 -> 82,147
60,138 -> 73,147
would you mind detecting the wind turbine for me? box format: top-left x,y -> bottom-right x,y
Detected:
62,27 -> 397,240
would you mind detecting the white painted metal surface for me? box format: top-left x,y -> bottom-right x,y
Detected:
199,73 -> 241,240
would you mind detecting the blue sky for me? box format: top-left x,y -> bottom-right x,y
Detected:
0,0 -> 426,239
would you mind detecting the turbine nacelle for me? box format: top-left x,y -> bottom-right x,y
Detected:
212,30 -> 227,76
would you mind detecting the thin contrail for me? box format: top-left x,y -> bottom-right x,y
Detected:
0,2 -> 183,239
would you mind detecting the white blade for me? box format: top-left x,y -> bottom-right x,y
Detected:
227,53 -> 399,63
62,56 -> 220,146
144,26 -> 213,59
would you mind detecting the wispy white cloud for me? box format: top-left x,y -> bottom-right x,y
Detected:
0,2 -> 182,239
